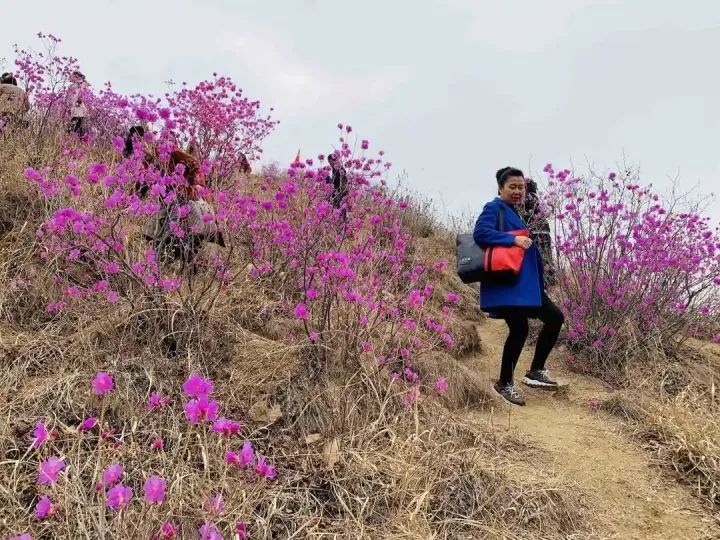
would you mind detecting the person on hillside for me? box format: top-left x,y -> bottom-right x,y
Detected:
520,178 -> 556,287
326,153 -> 348,210
123,125 -> 146,159
67,71 -> 88,136
0,72 -> 30,128
473,167 -> 565,406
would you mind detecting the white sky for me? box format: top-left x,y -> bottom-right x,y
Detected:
3,0 -> 720,221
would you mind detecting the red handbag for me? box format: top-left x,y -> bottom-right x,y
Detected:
484,229 -> 528,276
456,206 -> 528,285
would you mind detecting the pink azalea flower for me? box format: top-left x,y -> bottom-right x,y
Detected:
34,495 -> 54,520
143,475 -> 167,504
31,421 -> 49,449
309,331 -> 318,343
147,391 -> 170,411
159,522 -> 178,538
240,441 -> 255,468
212,418 -> 241,437
106,484 -> 133,510
102,463 -> 123,486
445,291 -> 459,304
182,373 -> 214,398
184,395 -> 220,424
203,493 -> 225,514
434,377 -> 449,395
256,456 -> 277,479
199,522 -> 222,540
79,417 -> 97,431
10,534 -> 32,540
293,303 -> 309,320
236,522 -> 249,539
151,437 -> 165,451
38,456 -> 65,485
91,372 -> 114,395
403,386 -> 421,407
225,450 -> 240,465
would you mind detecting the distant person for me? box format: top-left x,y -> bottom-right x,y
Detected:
123,125 -> 146,158
473,166 -> 565,406
520,178 -> 556,287
238,152 -> 251,174
67,71 -> 88,136
0,72 -> 29,127
326,153 -> 348,210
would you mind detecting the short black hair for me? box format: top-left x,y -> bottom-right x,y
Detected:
1,72 -> 18,85
496,166 -> 524,187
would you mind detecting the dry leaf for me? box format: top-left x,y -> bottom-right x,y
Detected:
323,437 -> 340,468
305,433 -> 322,445
249,400 -> 282,425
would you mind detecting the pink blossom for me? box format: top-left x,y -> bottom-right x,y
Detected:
203,493 -> 225,514
434,378 -> 449,395
236,522 -> 249,539
31,421 -> 49,449
38,456 -> 65,485
184,395 -> 219,424
151,437 -> 165,451
9,534 -> 32,540
239,441 -> 255,467
256,456 -> 277,479
225,450 -> 240,465
159,522 -> 178,538
34,495 -> 54,520
212,417 -> 241,437
182,373 -> 214,398
79,417 -> 97,431
293,303 -> 310,320
445,291 -> 459,304
91,372 -> 114,395
102,463 -> 123,486
143,475 -> 167,504
403,386 -> 421,407
147,391 -> 170,411
309,331 -> 318,343
106,484 -> 133,510
199,522 -> 222,540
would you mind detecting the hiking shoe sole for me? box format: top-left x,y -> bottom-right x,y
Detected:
521,376 -> 559,390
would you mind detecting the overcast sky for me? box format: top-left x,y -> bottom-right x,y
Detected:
4,0 -> 720,221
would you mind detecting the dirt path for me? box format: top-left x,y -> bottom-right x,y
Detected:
466,319 -> 717,540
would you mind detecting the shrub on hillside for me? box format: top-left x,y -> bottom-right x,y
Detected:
543,165 -> 720,377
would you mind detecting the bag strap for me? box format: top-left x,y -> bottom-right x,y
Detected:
498,204 -> 505,231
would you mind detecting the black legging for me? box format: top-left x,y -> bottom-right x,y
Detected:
493,293 -> 565,385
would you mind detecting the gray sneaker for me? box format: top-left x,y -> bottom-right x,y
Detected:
522,369 -> 559,390
494,381 -> 526,406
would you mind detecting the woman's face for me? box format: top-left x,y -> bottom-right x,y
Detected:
499,175 -> 526,205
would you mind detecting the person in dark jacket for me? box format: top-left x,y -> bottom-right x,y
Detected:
473,167 -> 565,406
326,154 -> 348,209
519,178 -> 555,287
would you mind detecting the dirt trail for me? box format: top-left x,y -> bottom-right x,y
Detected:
466,319 -> 717,540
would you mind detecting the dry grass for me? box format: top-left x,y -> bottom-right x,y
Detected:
0,128 -> 591,538
601,344 -> 720,510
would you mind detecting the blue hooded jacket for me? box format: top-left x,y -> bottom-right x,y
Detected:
473,197 -> 544,311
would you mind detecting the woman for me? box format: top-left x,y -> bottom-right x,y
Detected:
473,167 -> 565,406
67,71 -> 88,136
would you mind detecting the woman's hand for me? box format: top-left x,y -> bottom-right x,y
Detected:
514,235 -> 532,249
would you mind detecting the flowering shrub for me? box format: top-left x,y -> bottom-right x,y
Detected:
543,164 -> 720,375
0,33 -> 472,539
